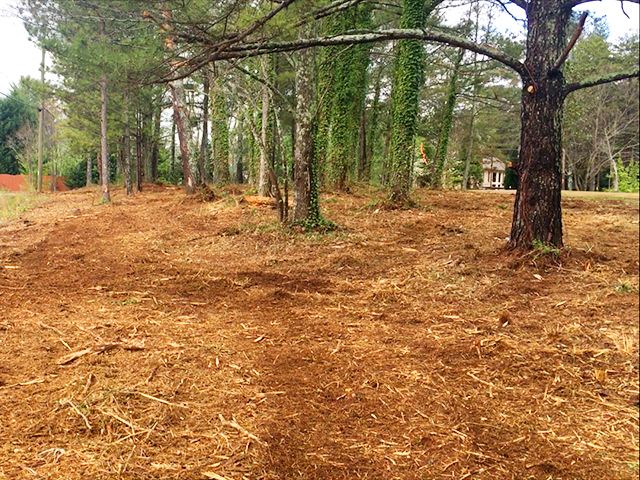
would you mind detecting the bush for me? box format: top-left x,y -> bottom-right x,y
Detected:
616,159 -> 639,193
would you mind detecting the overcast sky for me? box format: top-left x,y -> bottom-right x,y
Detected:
0,0 -> 638,96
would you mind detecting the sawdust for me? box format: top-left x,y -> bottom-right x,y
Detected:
0,185 -> 638,479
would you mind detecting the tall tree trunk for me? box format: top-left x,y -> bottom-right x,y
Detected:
293,36 -> 321,224
100,74 -> 111,203
198,72 -> 210,186
326,5 -> 371,191
387,0 -> 431,204
233,113 -> 245,184
509,1 -> 570,248
37,47 -> 45,193
433,48 -> 463,188
135,111 -> 143,192
357,109 -> 367,180
462,4 -> 481,191
162,9 -> 194,194
461,115 -> 476,190
123,90 -> 132,195
168,120 -> 175,181
151,102 -> 161,183
96,150 -> 102,185
605,137 -> 619,192
86,154 -> 92,187
211,78 -> 231,184
366,66 -> 383,180
258,57 -> 272,196
170,82 -> 194,194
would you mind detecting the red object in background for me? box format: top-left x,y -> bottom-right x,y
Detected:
0,174 -> 69,192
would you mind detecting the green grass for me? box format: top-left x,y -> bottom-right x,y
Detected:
0,191 -> 38,222
562,190 -> 639,203
532,239 -> 562,258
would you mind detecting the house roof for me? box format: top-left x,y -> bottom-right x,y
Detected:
482,157 -> 506,172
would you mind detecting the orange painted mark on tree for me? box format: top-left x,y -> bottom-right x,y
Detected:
420,143 -> 428,165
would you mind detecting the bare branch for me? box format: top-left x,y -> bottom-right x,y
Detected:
564,69 -> 639,96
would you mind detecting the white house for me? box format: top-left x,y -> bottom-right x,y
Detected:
482,157 -> 507,189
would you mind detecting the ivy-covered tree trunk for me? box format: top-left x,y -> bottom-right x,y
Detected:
293,37 -> 321,224
357,110 -> 367,180
509,1 -> 570,249
365,66 -> 383,180
326,6 -> 371,190
433,48 -> 463,187
211,79 -> 230,185
387,0 -> 430,204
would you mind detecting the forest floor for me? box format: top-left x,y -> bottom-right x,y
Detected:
0,185 -> 638,480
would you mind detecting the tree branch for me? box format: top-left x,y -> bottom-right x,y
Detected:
551,11 -> 587,74
563,0 -> 639,9
564,69 -> 639,96
215,29 -> 526,75
230,62 -> 294,113
508,0 -> 528,9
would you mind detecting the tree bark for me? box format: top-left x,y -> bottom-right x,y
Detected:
170,117 -> 176,180
509,1 -> 570,249
365,66 -> 383,179
292,36 -> 321,224
135,110 -> 143,192
170,81 -> 195,194
150,102 -> 161,183
605,136 -> 619,192
461,110 -> 476,190
162,9 -> 194,194
123,90 -> 132,195
433,48 -> 463,188
86,154 -> 92,187
387,0 -> 430,204
99,74 -> 111,203
210,78 -> 231,184
37,47 -> 45,193
198,72 -> 210,186
357,109 -> 367,180
258,57 -> 272,196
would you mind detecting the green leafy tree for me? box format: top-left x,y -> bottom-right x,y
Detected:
0,80 -> 38,174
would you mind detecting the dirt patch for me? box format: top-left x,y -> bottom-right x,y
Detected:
0,186 -> 638,479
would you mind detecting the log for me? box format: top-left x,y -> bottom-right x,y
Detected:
242,195 -> 276,208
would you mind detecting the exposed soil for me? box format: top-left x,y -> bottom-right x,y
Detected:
0,185 -> 638,480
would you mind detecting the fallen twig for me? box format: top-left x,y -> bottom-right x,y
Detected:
0,378 -> 45,390
57,340 -> 145,365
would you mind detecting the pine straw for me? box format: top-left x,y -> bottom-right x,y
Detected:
0,186 -> 637,479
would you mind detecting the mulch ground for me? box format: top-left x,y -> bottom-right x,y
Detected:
0,185 -> 638,480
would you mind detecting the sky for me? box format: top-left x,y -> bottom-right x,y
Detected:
0,0 -> 638,96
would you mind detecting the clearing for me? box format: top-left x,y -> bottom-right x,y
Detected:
0,186 -> 638,480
